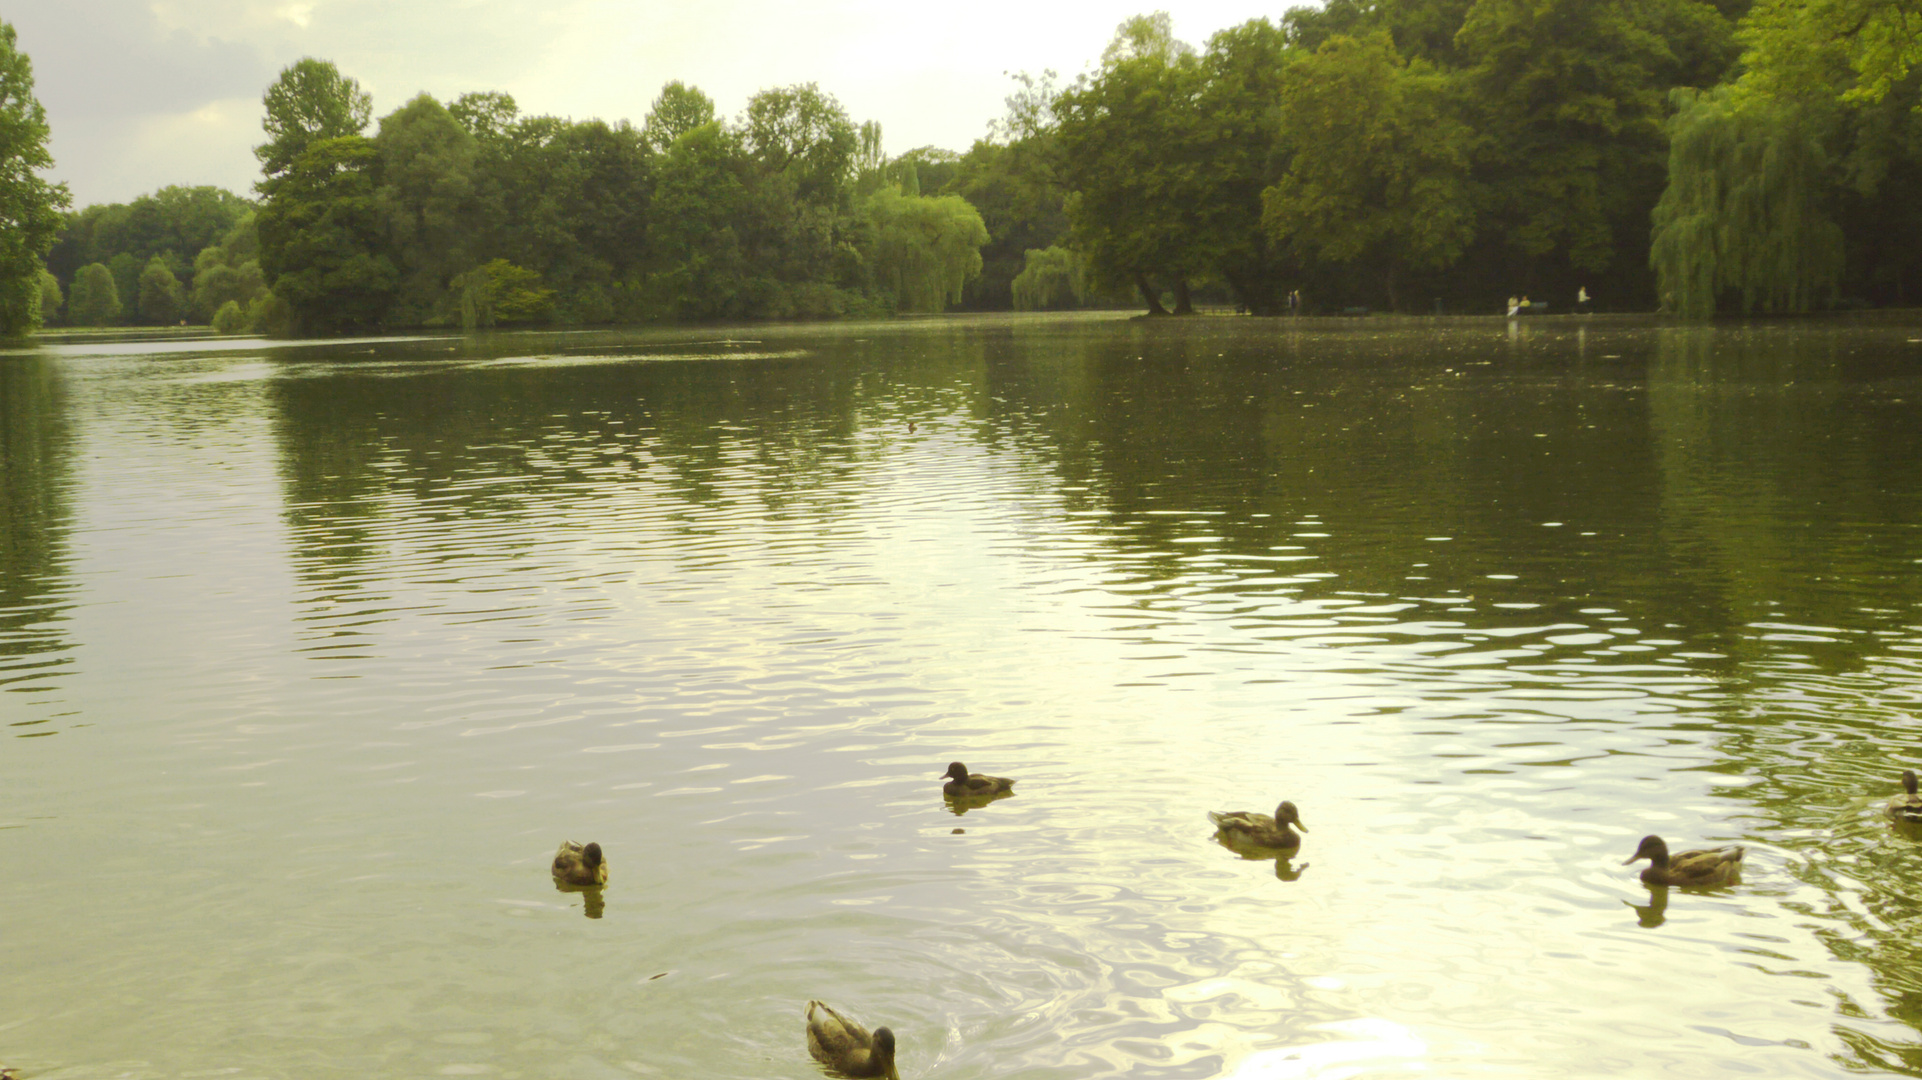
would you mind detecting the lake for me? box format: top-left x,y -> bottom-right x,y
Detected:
7,312 -> 1922,1079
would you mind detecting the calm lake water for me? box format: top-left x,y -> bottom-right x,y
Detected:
8,313 -> 1922,1078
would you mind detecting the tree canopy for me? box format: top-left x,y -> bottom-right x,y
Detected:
0,20 -> 69,337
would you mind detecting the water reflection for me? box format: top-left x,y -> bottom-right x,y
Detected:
13,317 -> 1922,1077
553,882 -> 606,919
0,356 -> 76,730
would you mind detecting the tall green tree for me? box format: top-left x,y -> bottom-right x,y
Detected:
0,21 -> 70,337
375,93 -> 479,325
254,60 -> 391,334
1263,32 -> 1482,310
1456,0 -> 1736,287
256,136 -> 396,334
1053,14 -> 1210,313
743,83 -> 858,206
257,58 -> 373,180
643,81 -> 716,151
67,262 -> 120,326
647,121 -> 764,320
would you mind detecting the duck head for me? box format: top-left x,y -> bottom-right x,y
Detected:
1906,769 -> 1919,796
1623,835 -> 1668,867
583,842 -> 604,869
943,762 -> 970,782
1274,801 -> 1307,831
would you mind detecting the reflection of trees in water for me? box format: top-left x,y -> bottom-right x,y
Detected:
264,329 -> 1001,594
0,356 -> 75,713
258,321 -> 1922,1062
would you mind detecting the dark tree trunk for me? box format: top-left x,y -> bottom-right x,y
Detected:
1171,278 -> 1194,315
1135,273 -> 1170,315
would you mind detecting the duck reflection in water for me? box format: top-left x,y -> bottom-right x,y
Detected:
550,882 -> 606,919
1625,887 -> 1670,928
1210,831 -> 1310,880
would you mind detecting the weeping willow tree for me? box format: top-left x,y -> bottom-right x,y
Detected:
860,188 -> 988,312
1011,245 -> 1089,310
1650,87 -> 1844,318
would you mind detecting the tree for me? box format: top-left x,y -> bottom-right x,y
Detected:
46,186 -> 251,292
255,135 -> 397,334
743,83 -> 858,206
190,213 -> 267,321
374,93 -> 479,325
257,58 -> 372,180
255,60 -> 390,334
448,91 -> 518,141
861,189 -> 988,311
646,121 -> 764,320
1053,14 -> 1212,313
643,81 -> 715,150
0,21 -> 70,337
36,267 -> 60,323
1262,32 -> 1482,311
1740,0 -> 1922,106
137,255 -> 184,324
1456,0 -> 1736,284
1648,86 -> 1843,316
1011,246 -> 1089,310
454,258 -> 552,328
67,262 -> 120,325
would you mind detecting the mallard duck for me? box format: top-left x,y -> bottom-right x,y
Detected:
1623,835 -> 1743,887
942,761 -> 1014,799
1887,770 -> 1922,823
551,840 -> 608,887
1209,800 -> 1307,852
805,1000 -> 900,1080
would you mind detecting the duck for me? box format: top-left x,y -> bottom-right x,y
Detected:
806,1000 -> 900,1080
551,840 -> 608,887
1208,800 -> 1307,852
1887,770 -> 1922,824
1622,835 -> 1743,887
942,761 -> 1015,799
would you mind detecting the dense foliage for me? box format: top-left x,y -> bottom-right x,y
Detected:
25,0 -> 1922,331
241,60 -> 990,334
0,20 -> 68,337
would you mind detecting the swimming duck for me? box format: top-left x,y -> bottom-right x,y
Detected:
806,1000 -> 900,1080
942,761 -> 1015,799
1209,800 -> 1307,852
551,840 -> 608,887
1622,835 -> 1743,887
1888,770 -> 1922,824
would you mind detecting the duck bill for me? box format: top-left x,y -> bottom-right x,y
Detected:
1621,854 -> 1642,865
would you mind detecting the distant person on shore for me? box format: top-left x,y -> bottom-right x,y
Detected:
1288,289 -> 1300,315
1577,286 -> 1591,313
1507,295 -> 1519,317
1520,295 -> 1532,314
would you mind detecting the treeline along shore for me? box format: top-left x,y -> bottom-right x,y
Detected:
7,0 -> 1922,337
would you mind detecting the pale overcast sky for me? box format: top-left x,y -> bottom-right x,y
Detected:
10,0 -> 1286,208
